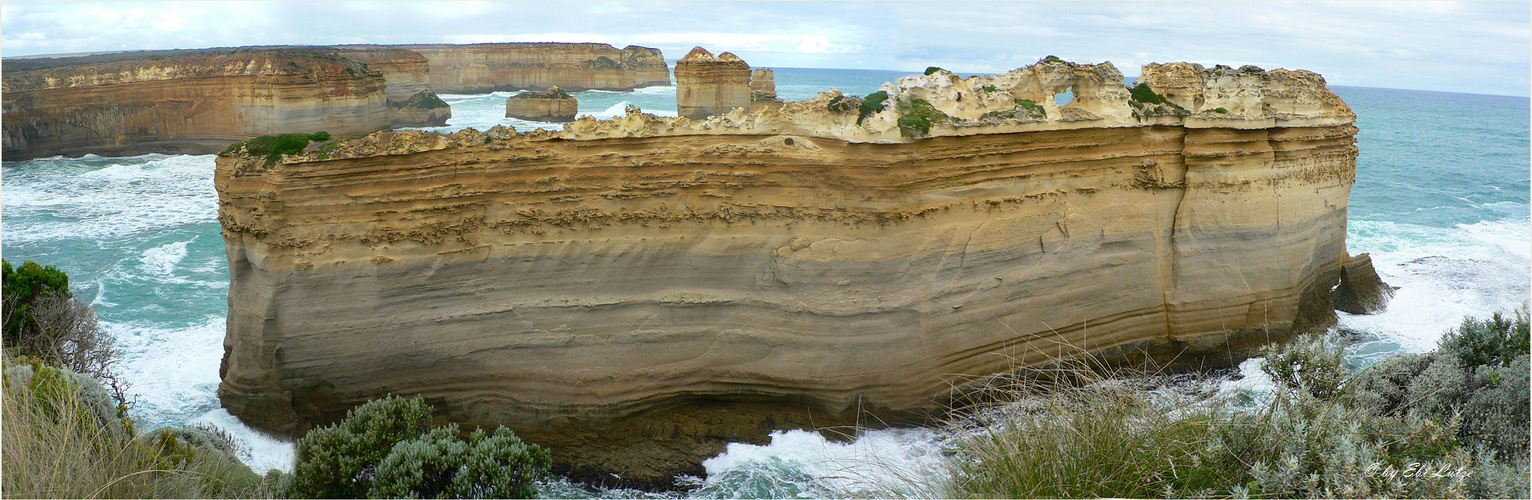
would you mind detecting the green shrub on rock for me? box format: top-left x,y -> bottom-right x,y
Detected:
287,395 -> 551,499
857,90 -> 888,125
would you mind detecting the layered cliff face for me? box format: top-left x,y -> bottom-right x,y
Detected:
332,46 -> 452,127
2,48 -> 391,160
397,43 -> 670,93
217,58 -> 1375,488
675,47 -> 753,119
505,87 -> 578,122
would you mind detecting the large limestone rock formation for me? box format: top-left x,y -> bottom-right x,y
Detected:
333,46 -> 452,127
505,87 -> 579,122
216,58 -> 1381,489
2,48 -> 391,160
396,43 -> 670,93
674,47 -> 752,119
750,67 -> 777,100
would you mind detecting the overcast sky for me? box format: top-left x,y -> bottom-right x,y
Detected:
2,1 -> 1528,96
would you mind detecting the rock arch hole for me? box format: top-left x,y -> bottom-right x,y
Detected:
1054,86 -> 1075,107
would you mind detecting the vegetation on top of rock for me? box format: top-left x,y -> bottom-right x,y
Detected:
925,66 -> 943,75
752,91 -> 775,102
390,90 -> 450,109
856,90 -> 888,125
1211,107 -> 1229,114
826,94 -> 860,113
280,395 -> 551,499
1129,82 -> 1166,104
222,131 -> 333,166
896,98 -> 950,138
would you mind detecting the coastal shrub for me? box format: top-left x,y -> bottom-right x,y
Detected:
1439,309 -> 1530,368
2,259 -> 127,405
287,395 -> 550,499
896,98 -> 949,138
289,395 -> 434,498
1211,107 -> 1229,114
370,425 -> 552,498
2,355 -> 262,498
3,258 -> 70,344
857,90 -> 888,125
924,66 -> 943,75
232,131 -> 333,166
942,372 -> 1242,498
1129,82 -> 1166,104
981,85 -> 998,92
1260,333 -> 1347,400
934,310 -> 1532,499
826,94 -> 862,113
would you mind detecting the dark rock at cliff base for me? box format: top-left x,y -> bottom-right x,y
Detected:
1332,253 -> 1396,314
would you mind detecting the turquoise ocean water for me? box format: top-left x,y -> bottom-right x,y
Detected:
2,68 -> 1527,497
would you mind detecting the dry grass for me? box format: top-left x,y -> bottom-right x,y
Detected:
2,357 -> 265,498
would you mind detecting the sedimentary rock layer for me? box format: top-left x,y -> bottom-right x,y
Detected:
332,46 -> 452,127
675,47 -> 752,119
396,43 -> 670,93
2,48 -> 391,160
505,87 -> 579,122
217,59 -> 1373,488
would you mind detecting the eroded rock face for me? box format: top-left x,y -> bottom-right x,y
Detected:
674,47 -> 752,119
217,58 -> 1371,489
332,45 -> 452,127
505,87 -> 579,122
750,67 -> 777,100
2,48 -> 391,160
397,42 -> 670,93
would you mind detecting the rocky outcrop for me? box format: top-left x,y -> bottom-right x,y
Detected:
675,47 -> 752,120
395,43 -> 670,94
750,67 -> 777,100
216,58 -> 1370,489
2,48 -> 391,160
333,46 -> 451,127
504,87 -> 578,122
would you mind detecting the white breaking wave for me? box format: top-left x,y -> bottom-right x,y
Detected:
140,240 -> 191,277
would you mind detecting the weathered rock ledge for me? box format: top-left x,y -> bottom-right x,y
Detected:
216,58 -> 1381,489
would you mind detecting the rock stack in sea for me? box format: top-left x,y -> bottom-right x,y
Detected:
215,57 -> 1379,489
674,46 -> 752,119
333,46 -> 452,127
749,67 -> 781,112
505,86 -> 579,122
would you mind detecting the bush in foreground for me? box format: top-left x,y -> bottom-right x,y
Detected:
2,258 -> 129,405
937,310 -> 1531,499
282,395 -> 552,498
2,356 -> 265,498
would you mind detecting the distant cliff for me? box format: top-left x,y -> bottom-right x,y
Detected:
395,42 -> 669,93
2,48 -> 392,160
332,46 -> 451,127
215,58 -> 1383,489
